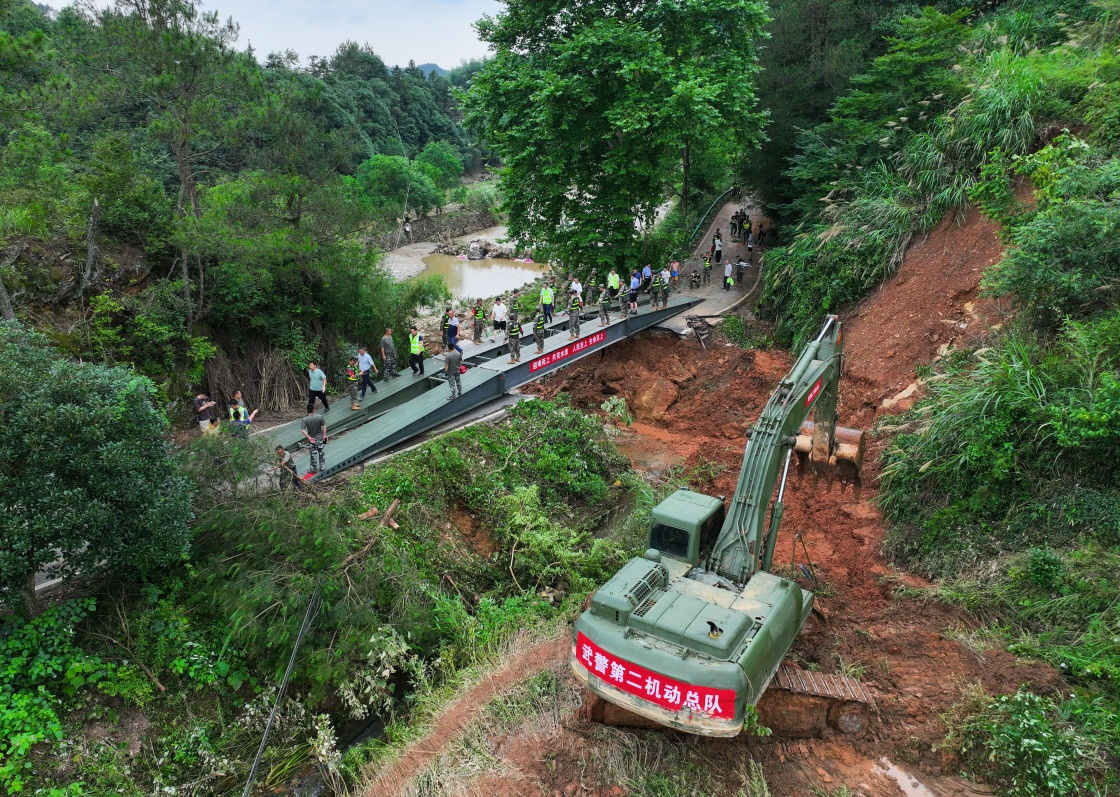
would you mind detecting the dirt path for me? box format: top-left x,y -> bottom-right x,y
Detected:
362,636 -> 569,797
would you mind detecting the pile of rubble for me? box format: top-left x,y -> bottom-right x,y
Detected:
435,239 -> 534,261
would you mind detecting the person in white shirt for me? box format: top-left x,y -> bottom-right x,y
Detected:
570,276 -> 583,299
356,346 -> 379,398
448,310 -> 463,353
490,298 -> 508,343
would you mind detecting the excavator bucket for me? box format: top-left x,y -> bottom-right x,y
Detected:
794,421 -> 865,496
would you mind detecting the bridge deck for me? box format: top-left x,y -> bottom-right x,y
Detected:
268,294 -> 702,481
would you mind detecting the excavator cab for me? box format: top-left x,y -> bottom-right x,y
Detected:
647,490 -> 725,566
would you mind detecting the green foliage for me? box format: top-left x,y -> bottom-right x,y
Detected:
0,1 -> 477,397
880,316 -> 1120,574
416,140 -> 465,191
187,399 -> 635,720
355,154 -> 444,218
721,315 -> 775,350
0,323 -> 192,615
967,149 -> 1022,230
0,599 -> 104,793
465,0 -> 770,271
984,137 -> 1120,328
941,687 -> 1106,796
601,395 -> 633,426
751,0 -> 913,211
761,3 -> 1116,344
89,282 -> 216,384
80,131 -> 173,250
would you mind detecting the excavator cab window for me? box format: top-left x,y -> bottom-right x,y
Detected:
649,522 -> 690,561
697,505 -> 725,562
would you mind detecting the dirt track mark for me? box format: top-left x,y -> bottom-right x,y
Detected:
363,636 -> 569,797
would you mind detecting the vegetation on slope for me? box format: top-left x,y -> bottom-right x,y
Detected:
756,0 -> 1118,347
2,396 -> 653,794
878,130 -> 1120,790
745,3 -> 1120,790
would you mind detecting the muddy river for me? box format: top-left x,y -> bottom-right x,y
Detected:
419,253 -> 547,299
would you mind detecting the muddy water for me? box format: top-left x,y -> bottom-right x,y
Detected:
419,253 -> 546,299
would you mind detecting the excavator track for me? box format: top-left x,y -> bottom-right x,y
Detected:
757,663 -> 878,737
582,661 -> 878,739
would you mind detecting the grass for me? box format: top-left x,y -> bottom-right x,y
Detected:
394,665 -> 579,797
343,624 -> 570,785
735,759 -> 772,797
834,653 -> 867,682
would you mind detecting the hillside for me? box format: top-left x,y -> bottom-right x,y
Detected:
4,1 -> 1120,795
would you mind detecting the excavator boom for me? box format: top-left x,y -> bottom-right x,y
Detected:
571,316 -> 867,736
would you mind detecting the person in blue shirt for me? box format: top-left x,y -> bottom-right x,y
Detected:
629,271 -> 640,316
307,361 -> 329,413
641,263 -> 652,293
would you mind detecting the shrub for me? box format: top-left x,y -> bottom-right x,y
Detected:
0,323 -> 193,616
941,687 -> 1105,796
0,599 -> 105,793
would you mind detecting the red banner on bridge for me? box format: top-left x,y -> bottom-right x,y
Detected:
529,330 -> 607,373
575,631 -> 736,720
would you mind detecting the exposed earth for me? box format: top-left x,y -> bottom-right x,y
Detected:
358,204 -> 1065,797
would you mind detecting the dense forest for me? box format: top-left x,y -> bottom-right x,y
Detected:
0,0 -> 499,407
3,0 -> 1120,794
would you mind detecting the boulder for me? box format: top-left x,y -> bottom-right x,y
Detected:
662,354 -> 695,385
631,377 -> 680,420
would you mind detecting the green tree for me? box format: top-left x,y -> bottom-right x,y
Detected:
93,0 -> 250,306
464,0 -> 770,271
751,0 -> 913,211
0,323 -> 192,616
416,140 -> 464,191
355,154 -> 443,218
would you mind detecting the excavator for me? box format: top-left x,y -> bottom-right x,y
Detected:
572,315 -> 873,737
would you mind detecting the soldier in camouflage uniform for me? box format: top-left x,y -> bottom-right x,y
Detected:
649,270 -> 663,309
508,312 -> 523,363
533,309 -> 546,353
345,357 -> 362,410
568,289 -> 583,339
702,252 -> 713,286
598,285 -> 611,326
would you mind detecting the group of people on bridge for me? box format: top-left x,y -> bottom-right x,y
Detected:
204,213 -> 773,485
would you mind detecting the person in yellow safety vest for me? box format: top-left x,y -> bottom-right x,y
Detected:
702,253 -> 713,286
346,356 -> 362,410
533,309 -> 546,353
408,326 -> 425,376
598,285 -> 611,326
650,270 -> 663,307
540,282 -> 555,323
472,299 -> 485,343
440,307 -> 452,348
607,269 -> 621,308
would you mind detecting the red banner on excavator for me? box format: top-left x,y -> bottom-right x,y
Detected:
575,632 -> 736,719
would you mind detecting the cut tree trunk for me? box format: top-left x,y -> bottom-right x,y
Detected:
80,198 -> 100,296
0,244 -> 26,322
